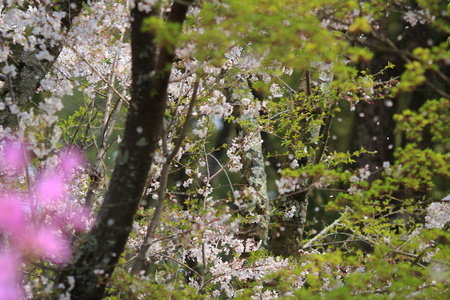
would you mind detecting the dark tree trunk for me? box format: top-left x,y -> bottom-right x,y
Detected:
352,18 -> 449,175
349,15 -> 450,252
352,98 -> 397,183
54,1 -> 193,299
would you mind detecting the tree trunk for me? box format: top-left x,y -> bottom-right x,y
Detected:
54,1 -> 193,298
232,84 -> 270,247
238,120 -> 270,246
271,72 -> 327,258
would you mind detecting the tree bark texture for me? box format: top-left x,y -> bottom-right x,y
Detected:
236,87 -> 270,246
55,1 -> 193,299
271,73 -> 325,258
352,99 -> 396,182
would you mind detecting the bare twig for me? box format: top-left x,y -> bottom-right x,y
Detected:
166,78 -> 200,163
84,29 -> 127,208
313,100 -> 337,165
302,206 -> 351,249
200,242 -> 206,287
158,253 -> 202,279
207,153 -> 235,197
131,77 -> 201,275
0,37 -> 34,218
63,42 -> 130,106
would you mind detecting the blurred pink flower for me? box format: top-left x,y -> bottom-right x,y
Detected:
32,228 -> 71,264
0,197 -> 25,234
0,255 -> 20,299
36,175 -> 65,203
0,141 -> 88,295
60,148 -> 85,175
0,142 -> 25,174
68,208 -> 90,231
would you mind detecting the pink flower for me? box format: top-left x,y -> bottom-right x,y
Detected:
0,142 -> 26,175
0,197 -> 25,235
0,142 -> 88,294
32,228 -> 71,264
0,255 -> 20,300
36,175 -> 65,203
68,209 -> 90,231
60,148 -> 85,175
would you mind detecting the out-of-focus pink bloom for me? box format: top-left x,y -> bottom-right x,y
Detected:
0,141 -> 89,295
69,209 -> 90,231
36,175 -> 65,203
0,142 -> 25,174
0,197 -> 25,234
32,229 -> 71,264
60,148 -> 85,175
0,255 -> 20,299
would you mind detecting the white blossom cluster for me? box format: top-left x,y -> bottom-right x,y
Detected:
192,116 -> 210,138
310,61 -> 334,86
345,165 -> 372,195
425,201 -> 450,229
226,133 -> 264,173
125,191 -> 298,298
204,252 -> 290,298
241,97 -> 267,118
1,0 -> 132,161
223,46 -> 244,69
422,248 -> 440,263
233,186 -> 262,211
284,205 -> 297,219
136,0 -> 157,13
269,83 -> 284,98
318,8 -> 362,31
197,89 -> 233,118
56,1 -> 131,85
383,161 -> 392,175
275,176 -> 301,195
1,3 -> 66,52
168,70 -> 198,104
403,9 -> 435,27
226,141 -> 244,173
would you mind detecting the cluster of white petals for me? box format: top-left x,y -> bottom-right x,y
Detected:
425,200 -> 450,229
403,9 -> 434,27
276,176 -> 301,195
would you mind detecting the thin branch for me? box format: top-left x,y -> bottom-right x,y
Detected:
424,80 -> 450,100
382,37 -> 450,99
53,66 -> 110,99
131,76 -> 201,275
166,77 -> 200,163
302,206 -> 351,249
207,153 -> 235,197
84,34 -> 127,208
313,100 -> 337,165
305,70 -> 312,97
67,99 -> 91,149
158,253 -> 202,279
0,37 -> 34,218
200,242 -> 206,288
63,42 -> 130,106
